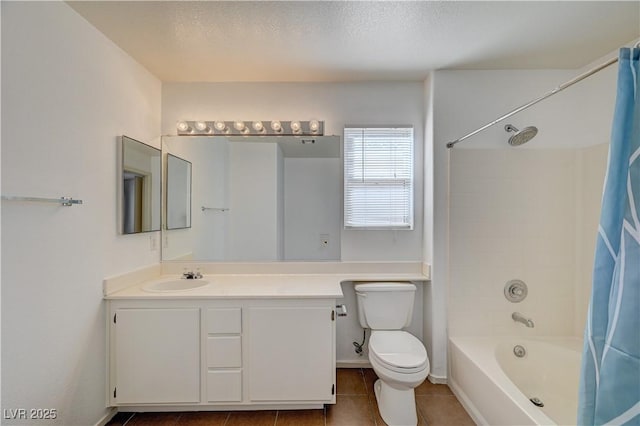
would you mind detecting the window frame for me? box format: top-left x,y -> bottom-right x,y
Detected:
343,125 -> 414,230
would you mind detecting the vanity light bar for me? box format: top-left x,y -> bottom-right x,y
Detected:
176,120 -> 324,136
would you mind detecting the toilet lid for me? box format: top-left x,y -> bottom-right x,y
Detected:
369,331 -> 429,373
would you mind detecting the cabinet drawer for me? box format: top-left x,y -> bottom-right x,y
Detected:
207,336 -> 242,368
207,370 -> 242,402
206,308 -> 241,334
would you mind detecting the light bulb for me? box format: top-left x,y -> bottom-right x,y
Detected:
290,121 -> 302,133
270,120 -> 282,132
214,121 -> 227,132
309,119 -> 320,133
194,121 -> 208,131
233,121 -> 246,131
177,121 -> 190,132
252,121 -> 264,132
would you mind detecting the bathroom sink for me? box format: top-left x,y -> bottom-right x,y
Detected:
143,279 -> 209,293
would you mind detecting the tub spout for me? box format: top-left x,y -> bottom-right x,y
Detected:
512,312 -> 535,328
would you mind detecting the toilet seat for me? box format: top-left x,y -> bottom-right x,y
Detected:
369,331 -> 429,374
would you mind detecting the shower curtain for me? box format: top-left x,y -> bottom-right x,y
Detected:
578,47 -> 640,425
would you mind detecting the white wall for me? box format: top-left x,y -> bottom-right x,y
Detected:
277,146 -> 285,260
162,81 -> 425,261
433,68 -> 616,150
228,142 -> 283,261
163,136 -> 230,261
1,3 -> 161,425
166,155 -> 191,230
284,158 -> 341,261
422,75 -> 439,379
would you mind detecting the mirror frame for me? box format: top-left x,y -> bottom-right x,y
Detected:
118,135 -> 162,234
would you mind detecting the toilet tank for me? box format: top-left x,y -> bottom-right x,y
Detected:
354,282 -> 416,330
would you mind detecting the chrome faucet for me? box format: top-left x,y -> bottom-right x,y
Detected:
512,312 -> 535,328
182,270 -> 203,279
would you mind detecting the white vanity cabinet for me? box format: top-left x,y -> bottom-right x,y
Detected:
107,298 -> 336,410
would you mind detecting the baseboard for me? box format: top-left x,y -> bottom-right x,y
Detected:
336,359 -> 372,368
118,403 -> 325,412
427,374 -> 448,385
94,408 -> 118,426
337,362 -> 448,383
337,362 -> 448,388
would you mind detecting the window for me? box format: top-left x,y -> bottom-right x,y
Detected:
344,126 -> 414,229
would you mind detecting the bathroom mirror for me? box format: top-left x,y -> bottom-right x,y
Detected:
166,154 -> 192,230
161,135 -> 341,262
119,136 -> 161,234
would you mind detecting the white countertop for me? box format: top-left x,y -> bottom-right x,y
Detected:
104,271 -> 428,300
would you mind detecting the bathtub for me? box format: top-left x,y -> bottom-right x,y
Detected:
449,336 -> 582,425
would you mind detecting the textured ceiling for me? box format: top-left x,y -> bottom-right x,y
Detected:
67,1 -> 640,82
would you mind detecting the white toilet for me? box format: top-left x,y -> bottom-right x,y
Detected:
355,282 -> 429,426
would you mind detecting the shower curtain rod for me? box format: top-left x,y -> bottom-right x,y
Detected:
446,41 -> 640,149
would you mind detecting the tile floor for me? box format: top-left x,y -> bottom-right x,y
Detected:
107,368 -> 474,426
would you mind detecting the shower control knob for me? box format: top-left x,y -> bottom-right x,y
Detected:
504,279 -> 528,303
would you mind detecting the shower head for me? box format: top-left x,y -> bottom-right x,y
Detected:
504,124 -> 538,146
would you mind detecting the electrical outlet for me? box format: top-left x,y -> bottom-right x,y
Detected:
320,234 -> 330,248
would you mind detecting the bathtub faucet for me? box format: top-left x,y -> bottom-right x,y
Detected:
512,312 -> 535,328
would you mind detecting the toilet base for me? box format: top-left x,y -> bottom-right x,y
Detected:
373,379 -> 418,426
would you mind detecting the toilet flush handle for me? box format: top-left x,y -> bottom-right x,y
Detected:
336,304 -> 348,317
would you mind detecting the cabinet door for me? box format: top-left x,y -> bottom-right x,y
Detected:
248,306 -> 334,401
113,308 -> 200,404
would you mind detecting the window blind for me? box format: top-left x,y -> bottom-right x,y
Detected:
344,126 -> 414,229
